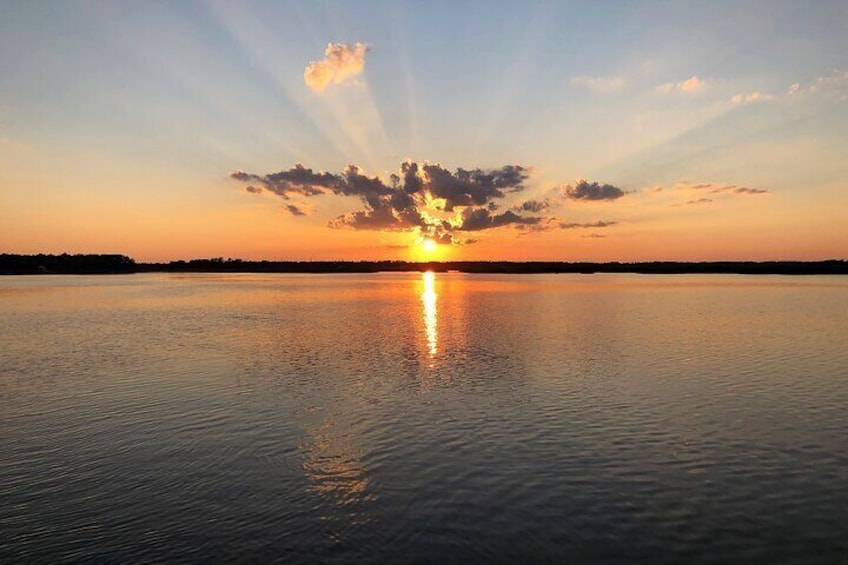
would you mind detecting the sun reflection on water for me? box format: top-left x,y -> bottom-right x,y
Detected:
421,271 -> 438,357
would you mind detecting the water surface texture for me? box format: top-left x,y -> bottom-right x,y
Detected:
2,273 -> 847,564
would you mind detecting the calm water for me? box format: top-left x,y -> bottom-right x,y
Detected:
1,273 -> 847,564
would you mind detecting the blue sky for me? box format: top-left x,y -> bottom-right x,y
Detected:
1,1 -> 846,260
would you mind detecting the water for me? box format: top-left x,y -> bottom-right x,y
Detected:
1,272 -> 847,564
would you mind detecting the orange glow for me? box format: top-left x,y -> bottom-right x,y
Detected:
422,238 -> 437,253
410,236 -> 447,261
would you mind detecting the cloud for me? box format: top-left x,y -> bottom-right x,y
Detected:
331,204 -> 417,231
230,165 -> 337,199
786,69 -> 848,99
456,208 -> 543,231
235,163 -> 630,244
656,75 -> 705,94
677,182 -> 769,195
564,180 -> 626,201
671,197 -> 712,207
733,187 -> 769,195
304,42 -> 370,92
559,220 -> 617,229
422,164 -> 529,211
234,160 -> 549,244
662,181 -> 770,207
512,199 -> 551,213
572,75 -> 626,93
285,204 -> 307,216
731,91 -> 774,104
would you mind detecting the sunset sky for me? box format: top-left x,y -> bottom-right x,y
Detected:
1,1 -> 846,261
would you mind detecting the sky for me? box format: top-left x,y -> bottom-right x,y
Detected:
1,0 -> 847,262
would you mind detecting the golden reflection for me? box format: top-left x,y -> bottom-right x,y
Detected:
300,420 -> 370,510
421,271 -> 438,357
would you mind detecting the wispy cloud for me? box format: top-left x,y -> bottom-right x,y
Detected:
677,182 -> 770,195
304,43 -> 370,92
559,220 -> 618,229
787,69 -> 848,100
673,197 -> 713,207
656,75 -> 705,94
572,75 -> 626,93
731,91 -> 774,105
665,181 -> 770,206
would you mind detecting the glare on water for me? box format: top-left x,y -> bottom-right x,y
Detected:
421,271 -> 438,357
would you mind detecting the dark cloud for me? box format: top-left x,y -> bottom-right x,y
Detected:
332,205 -> 403,230
422,164 -> 529,211
335,165 -> 393,207
734,187 -> 769,195
285,204 -> 306,216
457,208 -> 543,231
230,170 -> 253,182
564,180 -> 626,201
430,230 -> 454,245
230,164 -> 337,199
673,197 -> 713,207
680,182 -> 770,195
513,199 -> 550,213
234,160 -> 588,243
559,220 -> 617,229
401,161 -> 423,193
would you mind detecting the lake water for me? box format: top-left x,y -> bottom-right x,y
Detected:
1,272 -> 847,564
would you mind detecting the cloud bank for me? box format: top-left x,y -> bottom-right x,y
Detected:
731,91 -> 774,104
304,43 -> 370,92
232,161 -> 623,244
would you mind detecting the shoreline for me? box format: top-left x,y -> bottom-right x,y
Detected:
2,254 -> 847,276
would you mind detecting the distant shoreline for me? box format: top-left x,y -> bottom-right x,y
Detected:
2,254 -> 848,275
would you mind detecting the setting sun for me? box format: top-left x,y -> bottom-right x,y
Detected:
421,239 -> 438,254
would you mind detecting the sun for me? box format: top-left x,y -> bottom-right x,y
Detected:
412,235 -> 445,261
421,238 -> 438,253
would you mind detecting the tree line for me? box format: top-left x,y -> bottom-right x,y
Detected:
2,254 -> 847,275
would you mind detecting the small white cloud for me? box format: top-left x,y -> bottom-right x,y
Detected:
572,75 -> 626,93
304,42 -> 370,92
731,91 -> 774,105
787,70 -> 848,99
656,75 -> 705,94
